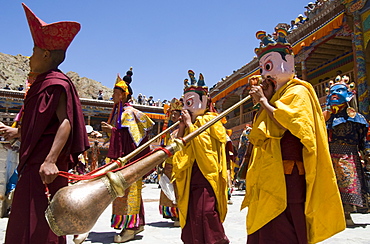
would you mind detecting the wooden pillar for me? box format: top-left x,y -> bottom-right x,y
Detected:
301,60 -> 308,81
239,94 -> 243,125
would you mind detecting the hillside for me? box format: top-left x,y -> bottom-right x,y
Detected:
0,52 -> 112,99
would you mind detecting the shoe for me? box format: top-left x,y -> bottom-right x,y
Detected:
345,213 -> 355,227
114,230 -> 135,243
73,233 -> 89,244
134,225 -> 144,235
173,220 -> 180,227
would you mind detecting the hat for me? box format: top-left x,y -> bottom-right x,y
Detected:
184,70 -> 208,96
169,98 -> 183,111
114,74 -> 129,96
325,75 -> 355,94
22,3 -> 80,51
254,29 -> 293,59
122,67 -> 133,84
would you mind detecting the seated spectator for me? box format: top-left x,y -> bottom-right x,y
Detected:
3,84 -> 10,90
137,93 -> 143,105
17,84 -> 24,91
288,20 -> 298,32
148,96 -> 155,106
162,99 -> 167,107
97,90 -> 103,100
296,14 -> 306,26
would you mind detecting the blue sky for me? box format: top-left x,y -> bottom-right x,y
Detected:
1,1 -> 310,101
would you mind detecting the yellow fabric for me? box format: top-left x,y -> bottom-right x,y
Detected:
120,106 -> 154,146
241,78 -> 345,243
172,112 -> 228,228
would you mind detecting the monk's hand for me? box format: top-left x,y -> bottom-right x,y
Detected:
249,85 -> 267,104
180,110 -> 192,127
101,122 -> 113,133
39,160 -> 59,184
0,122 -> 19,141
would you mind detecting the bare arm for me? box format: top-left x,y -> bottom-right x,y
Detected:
39,92 -> 71,184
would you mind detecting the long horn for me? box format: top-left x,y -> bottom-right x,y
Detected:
89,120 -> 180,176
46,95 -> 251,236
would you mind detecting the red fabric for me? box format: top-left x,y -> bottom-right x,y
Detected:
181,162 -> 229,244
22,3 -> 80,51
6,160 -> 68,244
247,166 -> 307,244
247,132 -> 307,244
5,69 -> 89,244
18,69 -> 89,172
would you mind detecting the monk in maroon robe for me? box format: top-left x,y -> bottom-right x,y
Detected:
0,4 -> 89,244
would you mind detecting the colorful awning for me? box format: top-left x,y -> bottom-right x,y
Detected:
292,11 -> 344,55
212,11 -> 345,104
144,112 -> 165,120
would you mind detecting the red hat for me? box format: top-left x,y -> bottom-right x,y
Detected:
22,3 -> 81,51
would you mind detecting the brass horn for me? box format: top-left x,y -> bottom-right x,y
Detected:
89,120 -> 180,176
46,95 -> 252,236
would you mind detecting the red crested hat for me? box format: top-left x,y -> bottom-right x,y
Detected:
22,3 -> 81,51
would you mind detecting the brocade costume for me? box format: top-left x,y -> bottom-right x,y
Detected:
159,128 -> 179,220
108,104 -> 154,230
327,108 -> 370,207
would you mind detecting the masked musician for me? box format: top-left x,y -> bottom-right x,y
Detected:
241,29 -> 345,243
324,75 -> 370,226
159,98 -> 183,226
101,71 -> 154,243
0,4 -> 90,244
172,70 -> 229,244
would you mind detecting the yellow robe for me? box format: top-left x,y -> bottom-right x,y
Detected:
241,78 -> 345,243
172,112 -> 228,228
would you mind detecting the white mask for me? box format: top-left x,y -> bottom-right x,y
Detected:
259,52 -> 295,90
183,92 -> 208,121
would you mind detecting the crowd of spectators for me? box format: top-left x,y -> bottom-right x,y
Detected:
285,0 -> 337,33
131,93 -> 169,107
2,84 -> 24,91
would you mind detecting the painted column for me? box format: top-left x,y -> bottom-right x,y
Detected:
352,12 -> 369,119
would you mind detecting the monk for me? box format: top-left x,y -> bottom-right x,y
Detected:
172,70 -> 229,244
0,3 -> 89,244
241,29 -> 345,243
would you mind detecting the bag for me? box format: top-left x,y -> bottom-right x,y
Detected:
159,174 -> 177,204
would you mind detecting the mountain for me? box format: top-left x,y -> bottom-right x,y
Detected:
0,52 -> 112,99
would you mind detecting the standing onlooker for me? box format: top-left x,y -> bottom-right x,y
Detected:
1,4 -> 89,244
